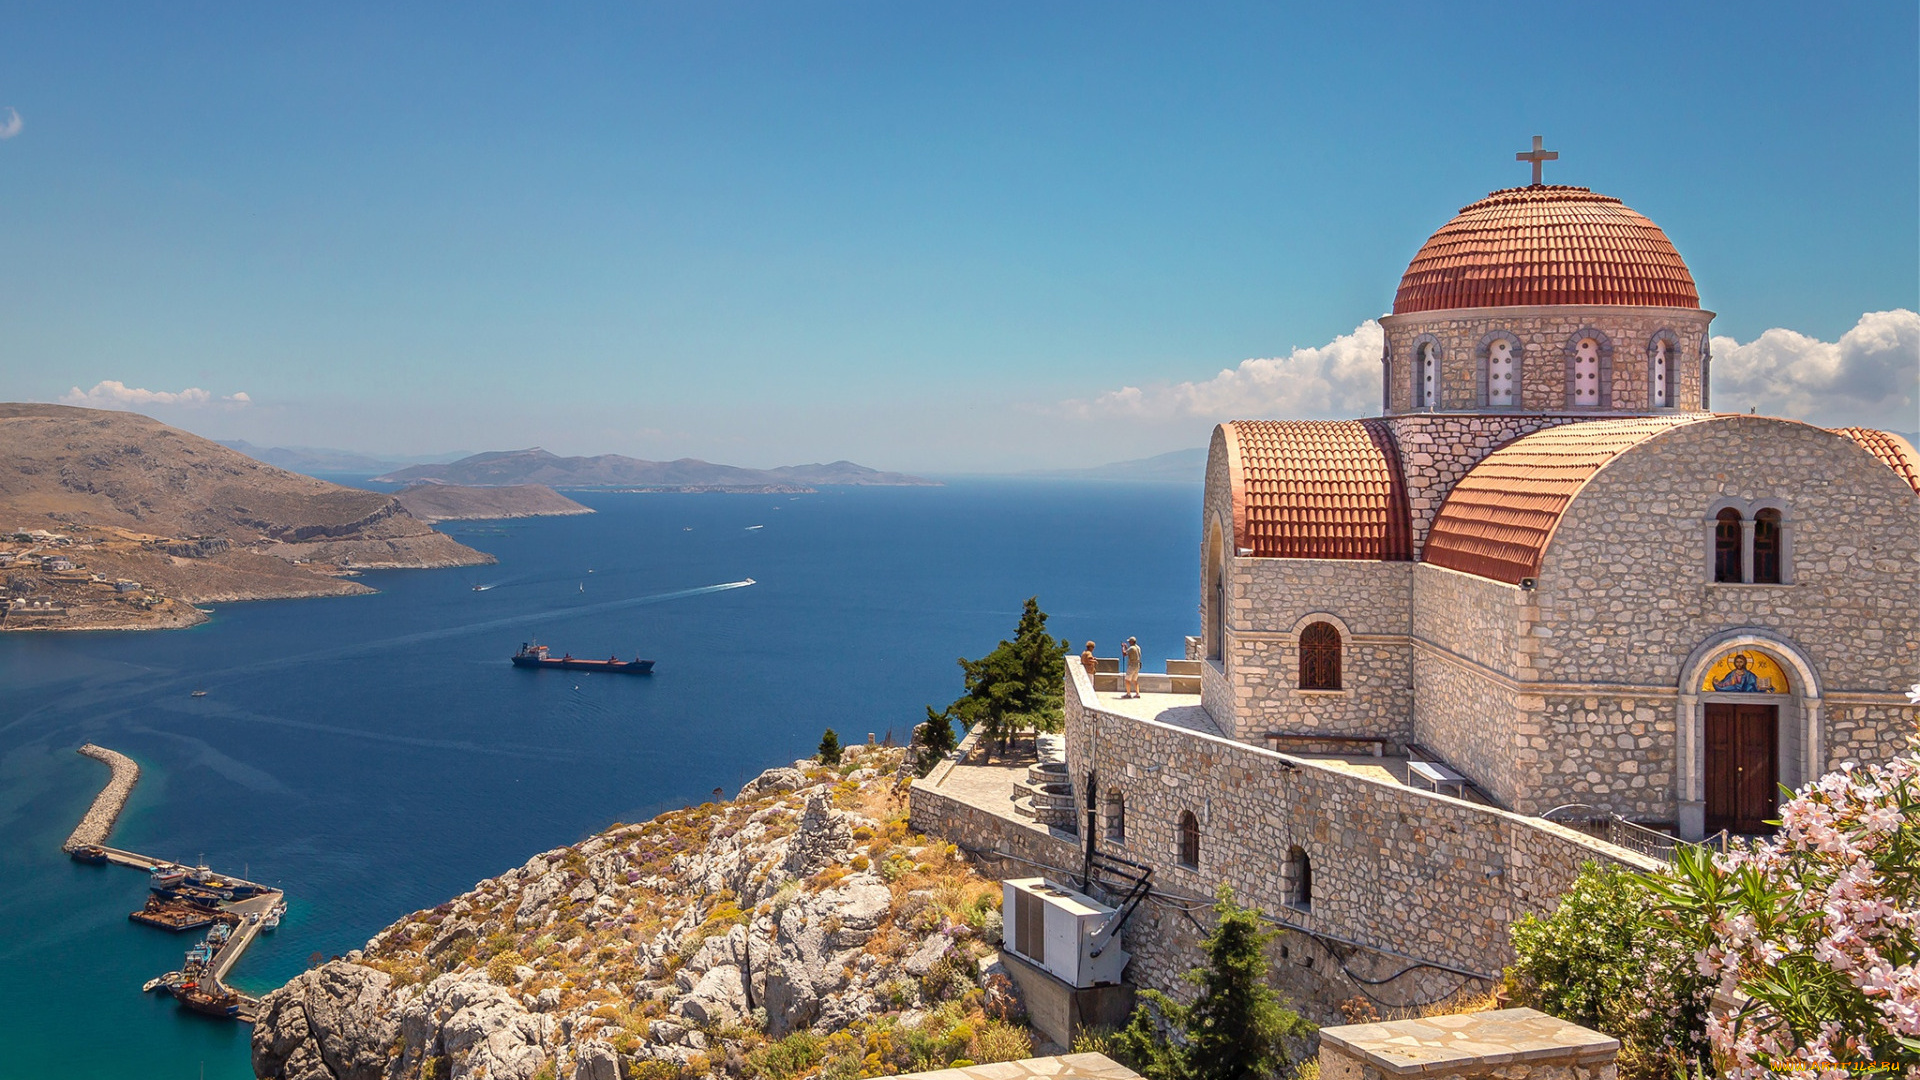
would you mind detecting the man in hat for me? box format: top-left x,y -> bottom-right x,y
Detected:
1123,636 -> 1142,698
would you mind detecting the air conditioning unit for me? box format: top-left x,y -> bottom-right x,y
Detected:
1002,877 -> 1129,988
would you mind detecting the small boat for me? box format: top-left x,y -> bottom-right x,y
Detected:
512,641 -> 653,674
191,690 -> 208,698
68,844 -> 109,865
151,864 -> 189,887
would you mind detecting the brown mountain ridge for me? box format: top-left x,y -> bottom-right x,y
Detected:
0,403 -> 490,631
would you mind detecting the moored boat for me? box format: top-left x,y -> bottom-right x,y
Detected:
68,844 -> 109,864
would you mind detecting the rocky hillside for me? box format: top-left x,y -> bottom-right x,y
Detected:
254,746 -> 1034,1080
0,404 -> 490,628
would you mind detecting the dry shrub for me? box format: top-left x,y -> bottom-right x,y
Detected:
970,1020 -> 1033,1064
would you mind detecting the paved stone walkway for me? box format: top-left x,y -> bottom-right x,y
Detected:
886,1053 -> 1141,1080
1088,691 -> 1220,736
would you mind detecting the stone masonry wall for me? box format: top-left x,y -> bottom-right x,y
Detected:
1063,664 -> 1663,977
1217,559 -> 1414,746
1533,417 -> 1920,692
1379,305 -> 1712,417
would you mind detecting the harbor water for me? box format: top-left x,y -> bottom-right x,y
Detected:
0,480 -> 1197,1079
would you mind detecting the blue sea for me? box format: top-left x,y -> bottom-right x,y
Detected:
0,481 -> 1197,1080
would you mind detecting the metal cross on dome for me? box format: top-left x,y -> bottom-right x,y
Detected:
1516,135 -> 1558,186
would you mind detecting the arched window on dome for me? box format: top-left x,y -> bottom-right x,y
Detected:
1478,332 -> 1520,408
1650,338 -> 1671,407
1565,330 -> 1613,409
1415,341 -> 1439,409
1573,338 -> 1602,406
1701,333 -> 1713,409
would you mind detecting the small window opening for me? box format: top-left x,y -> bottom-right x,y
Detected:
1753,509 -> 1782,584
1177,810 -> 1200,869
1298,622 -> 1342,690
1105,793 -> 1126,843
1286,846 -> 1312,911
1713,509 -> 1742,583
1416,342 -> 1438,408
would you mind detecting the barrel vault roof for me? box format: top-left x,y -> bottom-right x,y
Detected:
1833,427 -> 1920,495
1219,419 -> 1412,561
1423,416 -> 1707,584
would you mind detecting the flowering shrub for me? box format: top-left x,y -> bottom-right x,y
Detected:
1514,704 -> 1920,1080
1651,749 -> 1920,1078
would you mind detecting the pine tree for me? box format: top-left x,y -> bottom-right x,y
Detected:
913,707 -> 958,776
1104,888 -> 1312,1080
817,728 -> 842,765
1184,887 -> 1312,1080
929,596 -> 1068,757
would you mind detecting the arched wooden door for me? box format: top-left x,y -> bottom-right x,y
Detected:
1704,702 -> 1778,834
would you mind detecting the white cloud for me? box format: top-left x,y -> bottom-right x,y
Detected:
0,108 -> 20,139
1711,309 -> 1919,429
61,381 -> 252,410
1065,320 -> 1385,422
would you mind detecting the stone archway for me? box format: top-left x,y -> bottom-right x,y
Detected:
1676,631 -> 1823,839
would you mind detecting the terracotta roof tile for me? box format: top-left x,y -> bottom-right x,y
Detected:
1394,186 -> 1699,314
1832,427 -> 1920,495
1423,416 -> 1706,583
1222,419 -> 1411,560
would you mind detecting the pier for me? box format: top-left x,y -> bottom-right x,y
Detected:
62,744 -> 283,1023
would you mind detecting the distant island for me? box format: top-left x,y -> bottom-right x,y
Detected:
391,482 -> 594,523
374,448 -> 938,491
1020,446 -> 1206,483
0,404 -> 491,632
218,440 -> 469,476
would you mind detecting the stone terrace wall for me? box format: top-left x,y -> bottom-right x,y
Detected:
1214,559 -> 1414,746
1063,665 -> 1662,976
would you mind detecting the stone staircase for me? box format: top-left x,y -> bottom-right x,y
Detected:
1012,758 -> 1078,831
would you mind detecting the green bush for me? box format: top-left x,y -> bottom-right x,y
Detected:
1506,860 -> 1711,1078
818,728 -> 842,765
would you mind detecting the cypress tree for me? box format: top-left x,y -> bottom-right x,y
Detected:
817,728 -> 842,765
1184,887 -> 1312,1080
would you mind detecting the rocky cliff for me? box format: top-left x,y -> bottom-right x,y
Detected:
254,747 -> 1032,1080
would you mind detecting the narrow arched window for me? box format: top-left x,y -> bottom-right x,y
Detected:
1713,509 -> 1742,583
1650,338 -> 1671,407
1177,811 -> 1199,868
1573,338 -> 1602,406
1299,622 -> 1342,690
1416,342 -> 1438,408
1106,793 -> 1126,843
1286,846 -> 1311,911
1487,338 -> 1516,406
1753,509 -> 1783,584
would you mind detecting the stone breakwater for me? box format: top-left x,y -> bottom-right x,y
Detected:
63,744 -> 140,852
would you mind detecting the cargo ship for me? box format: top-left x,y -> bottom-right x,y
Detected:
511,641 -> 653,674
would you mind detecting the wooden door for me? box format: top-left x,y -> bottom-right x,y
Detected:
1705,703 -> 1779,834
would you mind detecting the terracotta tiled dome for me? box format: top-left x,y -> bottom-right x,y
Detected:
1393,186 -> 1699,314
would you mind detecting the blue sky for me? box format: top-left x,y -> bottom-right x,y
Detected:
2,3 -> 1914,470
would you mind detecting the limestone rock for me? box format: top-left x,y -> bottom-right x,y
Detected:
251,962 -> 397,1080
739,766 -> 805,798
677,964 -> 747,1026
571,1039 -> 624,1080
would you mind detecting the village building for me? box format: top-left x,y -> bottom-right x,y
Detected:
914,143 -> 1920,1018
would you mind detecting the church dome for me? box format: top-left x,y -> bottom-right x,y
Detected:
1392,186 -> 1699,314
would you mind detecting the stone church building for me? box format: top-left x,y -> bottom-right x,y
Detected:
916,159 -> 1918,1007
1196,180 -> 1920,840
